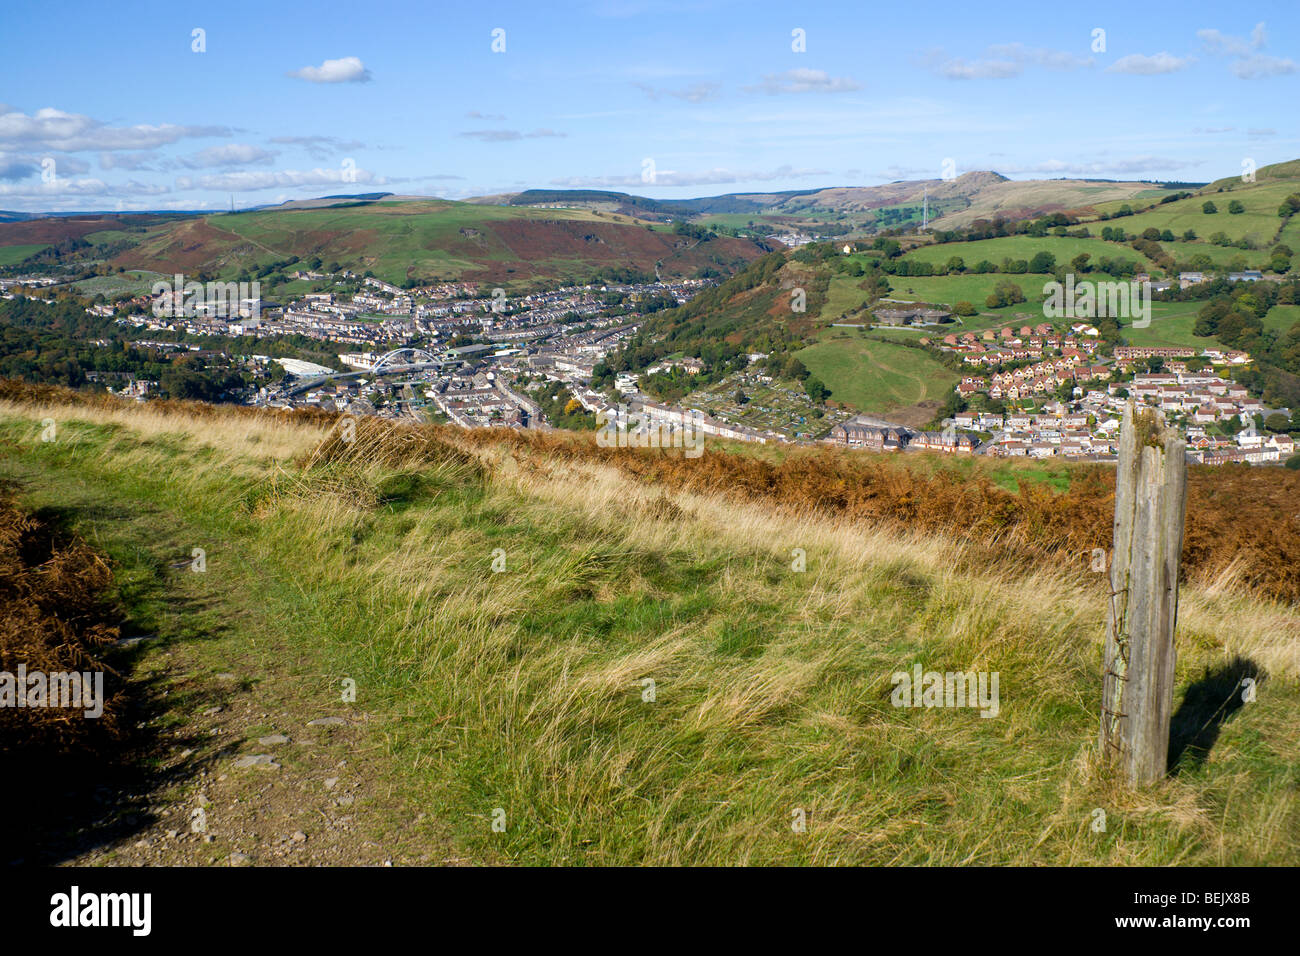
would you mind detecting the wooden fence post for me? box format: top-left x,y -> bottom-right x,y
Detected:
1100,403 -> 1188,785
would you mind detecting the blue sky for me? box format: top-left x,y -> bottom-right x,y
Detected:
3,0 -> 1298,212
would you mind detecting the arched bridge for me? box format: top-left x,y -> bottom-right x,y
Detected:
370,348 -> 439,374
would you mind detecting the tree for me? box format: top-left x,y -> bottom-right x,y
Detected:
1228,200 -> 1245,214
734,388 -> 749,405
873,238 -> 902,258
953,300 -> 977,316
1029,251 -> 1056,273
1265,412 -> 1291,432
1202,201 -> 1218,214
805,376 -> 829,403
1286,454 -> 1300,470
999,280 -> 1027,305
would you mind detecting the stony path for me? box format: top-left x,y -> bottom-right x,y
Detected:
67,654 -> 469,867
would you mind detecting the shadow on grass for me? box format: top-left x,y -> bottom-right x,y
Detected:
1167,656 -> 1262,775
3,500 -> 238,866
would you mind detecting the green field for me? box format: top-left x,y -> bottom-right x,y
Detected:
903,236 -> 1156,272
819,267 -> 881,318
0,242 -> 48,265
1265,304 -> 1300,336
883,273 -> 1055,313
1104,181 -> 1297,249
84,228 -> 155,245
1121,301 -> 1300,350
1119,301 -> 1208,349
1161,239 -> 1270,270
1278,215 -> 1300,252
696,212 -> 786,231
796,329 -> 959,419
266,277 -> 335,297
821,254 -> 1055,320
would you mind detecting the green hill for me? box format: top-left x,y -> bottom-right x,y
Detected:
1106,181 -> 1296,248
0,201 -> 775,290
110,200 -> 773,288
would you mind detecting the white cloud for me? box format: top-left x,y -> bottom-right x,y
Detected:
268,135 -> 365,159
179,144 -> 277,168
288,56 -> 372,84
930,44 -> 1092,80
0,105 -> 230,152
99,151 -> 162,171
0,152 -> 92,179
1232,54 -> 1298,78
745,69 -> 860,94
0,177 -> 168,198
634,81 -> 722,103
459,129 -> 567,142
994,156 -> 1204,176
1197,23 -> 1266,57
551,164 -> 827,188
1106,53 -> 1196,75
988,44 -> 1093,70
872,164 -> 934,180
177,166 -> 382,192
941,58 -> 1022,80
1197,22 -> 1295,77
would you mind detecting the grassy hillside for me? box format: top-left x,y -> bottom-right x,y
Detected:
0,201 -> 772,290
0,387 -> 1296,865
903,235 -> 1155,272
937,179 -> 1178,229
796,329 -> 959,424
1123,301 -> 1300,350
0,213 -> 184,252
885,274 -> 1053,314
110,202 -> 773,287
0,243 -> 49,266
1110,181 -> 1296,248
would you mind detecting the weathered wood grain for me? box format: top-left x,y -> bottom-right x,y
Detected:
1101,403 -> 1188,785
